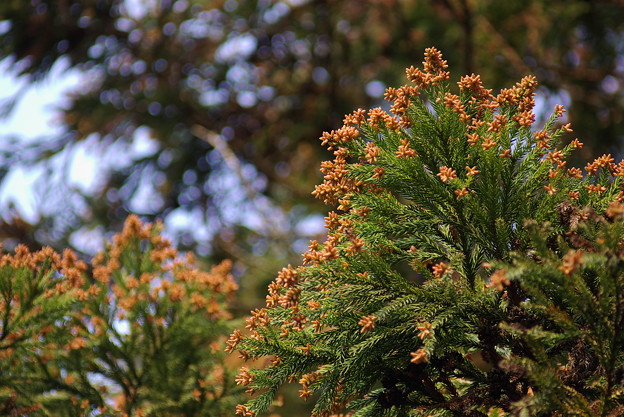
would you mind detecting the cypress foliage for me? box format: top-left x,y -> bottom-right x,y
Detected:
0,216 -> 243,416
231,48 -> 624,416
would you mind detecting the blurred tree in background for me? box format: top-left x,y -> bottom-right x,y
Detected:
0,215 -> 243,416
0,0 -> 623,266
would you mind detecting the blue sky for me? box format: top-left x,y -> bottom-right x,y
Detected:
0,58 -> 99,223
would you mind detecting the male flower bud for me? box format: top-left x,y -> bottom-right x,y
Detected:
358,315 -> 377,333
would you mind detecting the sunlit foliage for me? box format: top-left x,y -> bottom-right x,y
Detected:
232,49 -> 624,417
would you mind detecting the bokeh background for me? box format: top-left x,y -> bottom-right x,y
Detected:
0,0 -> 623,413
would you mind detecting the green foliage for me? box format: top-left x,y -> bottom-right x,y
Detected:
0,216 -> 243,416
495,212 -> 624,416
0,247 -> 82,415
232,49 -> 624,416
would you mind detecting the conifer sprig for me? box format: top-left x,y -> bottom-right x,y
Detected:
233,48 -> 624,416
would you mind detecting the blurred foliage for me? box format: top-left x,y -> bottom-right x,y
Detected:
0,215 -> 243,416
0,0 -> 623,261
